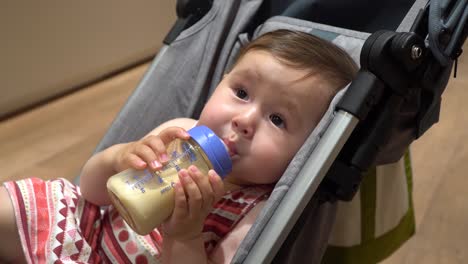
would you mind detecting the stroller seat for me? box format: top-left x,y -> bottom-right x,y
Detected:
74,0 -> 466,262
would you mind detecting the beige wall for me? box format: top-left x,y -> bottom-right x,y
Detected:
0,1 -> 176,119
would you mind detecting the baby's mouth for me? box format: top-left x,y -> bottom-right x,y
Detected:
223,139 -> 238,157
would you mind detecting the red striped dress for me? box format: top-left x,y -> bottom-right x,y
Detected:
3,178 -> 271,263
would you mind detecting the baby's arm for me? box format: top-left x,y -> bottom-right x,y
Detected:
79,118 -> 196,206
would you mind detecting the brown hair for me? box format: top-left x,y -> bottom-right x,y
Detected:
233,29 -> 358,100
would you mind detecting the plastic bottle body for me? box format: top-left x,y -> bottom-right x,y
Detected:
106,127 -> 231,235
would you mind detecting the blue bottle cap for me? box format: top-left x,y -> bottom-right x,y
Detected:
188,126 -> 232,178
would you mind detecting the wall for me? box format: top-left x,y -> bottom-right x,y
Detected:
0,0 -> 176,119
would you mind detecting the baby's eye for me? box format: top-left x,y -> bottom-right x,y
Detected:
235,89 -> 249,100
270,114 -> 285,128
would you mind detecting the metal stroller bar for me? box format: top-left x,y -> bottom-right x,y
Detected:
104,0 -> 466,262
320,30 -> 427,201
243,30 -> 410,261
244,0 -> 466,261
243,111 -> 359,263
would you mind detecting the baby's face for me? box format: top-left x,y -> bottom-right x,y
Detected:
198,50 -> 331,185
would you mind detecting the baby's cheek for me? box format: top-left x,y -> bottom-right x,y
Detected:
255,150 -> 289,183
199,105 -> 231,129
198,110 -> 215,126
198,114 -> 219,130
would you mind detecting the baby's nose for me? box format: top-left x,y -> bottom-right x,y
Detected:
232,109 -> 256,139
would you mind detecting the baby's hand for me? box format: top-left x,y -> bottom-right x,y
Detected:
161,166 -> 224,241
114,127 -> 190,172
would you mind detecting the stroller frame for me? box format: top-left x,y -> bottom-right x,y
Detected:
162,0 -> 467,262
78,0 -> 466,262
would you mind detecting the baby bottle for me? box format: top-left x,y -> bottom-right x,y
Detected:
106,126 -> 232,235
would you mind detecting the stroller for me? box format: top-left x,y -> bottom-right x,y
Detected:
75,0 -> 467,262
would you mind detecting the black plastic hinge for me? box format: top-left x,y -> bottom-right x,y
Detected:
318,161 -> 363,202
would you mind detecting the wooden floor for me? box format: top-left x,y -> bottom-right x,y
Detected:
0,63 -> 149,183
0,42 -> 467,263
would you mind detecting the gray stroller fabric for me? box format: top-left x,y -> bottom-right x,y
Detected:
80,5 -> 368,264
428,0 -> 467,65
89,0 -> 264,155
75,0 -> 429,263
230,16 -> 367,264
233,86 -> 350,264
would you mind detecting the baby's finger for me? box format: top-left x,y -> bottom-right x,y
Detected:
208,170 -> 225,203
188,166 -> 214,211
158,127 -> 190,145
121,153 -> 146,170
179,169 -> 203,216
171,181 -> 189,219
143,136 -> 169,164
133,144 -> 160,170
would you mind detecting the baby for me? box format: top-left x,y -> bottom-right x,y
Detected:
0,29 -> 357,263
